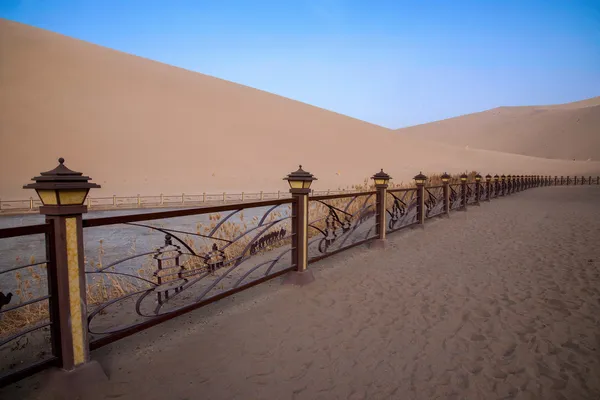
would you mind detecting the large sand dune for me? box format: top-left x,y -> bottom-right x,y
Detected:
397,97 -> 600,161
1,19 -> 599,200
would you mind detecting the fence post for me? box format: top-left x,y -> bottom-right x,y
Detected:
160,193 -> 164,205
415,172 -> 427,223
277,190 -> 280,199
474,174 -> 482,205
260,191 -> 263,201
442,173 -> 451,215
567,176 -> 570,185
87,196 -> 91,209
460,173 -> 468,210
241,192 -> 244,201
283,166 -> 316,285
581,176 -> 584,185
589,176 -> 592,185
370,169 -> 391,247
29,196 -> 33,210
23,158 -> 107,391
203,192 -> 206,202
554,176 -> 557,186
181,193 -> 185,204
501,175 -> 506,196
137,194 -> 141,208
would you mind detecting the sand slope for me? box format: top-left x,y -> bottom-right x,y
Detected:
397,98 -> 600,161
1,19 -> 600,200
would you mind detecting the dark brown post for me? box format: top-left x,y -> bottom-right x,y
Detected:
494,174 -> 500,197
560,176 -> 564,185
442,172 -> 451,215
474,174 -> 482,205
414,172 -> 427,223
460,173 -> 468,209
485,174 -> 492,201
589,176 -> 592,185
371,169 -> 391,247
567,176 -> 570,185
501,175 -> 506,196
554,176 -> 557,186
23,158 -> 107,390
581,176 -> 585,185
284,165 -> 316,285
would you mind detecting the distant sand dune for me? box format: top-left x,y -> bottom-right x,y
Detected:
1,18 -> 600,200
397,98 -> 600,161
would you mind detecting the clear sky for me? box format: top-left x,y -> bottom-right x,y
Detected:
1,0 -> 599,128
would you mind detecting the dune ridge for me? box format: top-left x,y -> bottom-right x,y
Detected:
397,97 -> 600,160
1,18 -> 599,201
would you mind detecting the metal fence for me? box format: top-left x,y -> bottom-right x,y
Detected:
1,173 -> 598,386
0,189 -> 359,214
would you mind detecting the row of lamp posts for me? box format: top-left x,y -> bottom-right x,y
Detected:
19,158 -> 599,389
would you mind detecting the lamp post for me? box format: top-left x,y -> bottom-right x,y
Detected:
494,174 -> 500,197
474,174 -> 482,205
283,165 -> 316,285
460,173 -> 468,209
23,158 -> 106,387
371,169 -> 391,248
441,172 -> 451,216
485,174 -> 492,201
414,172 -> 427,224
519,175 -> 524,191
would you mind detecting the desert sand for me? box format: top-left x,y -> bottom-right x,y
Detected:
1,18 -> 600,201
397,97 -> 600,161
2,185 -> 599,400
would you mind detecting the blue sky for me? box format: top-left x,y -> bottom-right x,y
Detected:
1,0 -> 599,128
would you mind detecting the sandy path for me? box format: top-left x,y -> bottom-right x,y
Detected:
2,186 -> 600,400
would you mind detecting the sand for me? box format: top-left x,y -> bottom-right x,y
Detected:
397,98 -> 600,161
2,18 -> 600,201
2,185 -> 599,400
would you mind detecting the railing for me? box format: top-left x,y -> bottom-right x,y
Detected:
0,222 -> 60,386
386,188 -> 419,232
81,199 -> 295,349
307,192 -> 378,263
1,173 -> 599,386
424,186 -> 445,219
0,189 -> 359,214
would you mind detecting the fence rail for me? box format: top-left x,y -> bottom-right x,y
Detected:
1,171 -> 599,387
0,189 -> 367,214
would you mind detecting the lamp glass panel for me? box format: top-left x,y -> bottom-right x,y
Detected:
288,180 -> 303,189
302,181 -> 312,189
58,189 -> 89,205
36,189 -> 58,205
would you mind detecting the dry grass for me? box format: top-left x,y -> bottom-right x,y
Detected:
0,172 -> 479,339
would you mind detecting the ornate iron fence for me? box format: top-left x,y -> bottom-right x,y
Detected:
424,186 -> 445,218
81,199 -> 295,349
449,184 -> 462,210
386,189 -> 419,233
0,222 -> 60,386
2,166 -> 599,387
307,192 -> 378,262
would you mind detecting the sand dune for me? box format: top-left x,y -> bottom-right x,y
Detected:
1,19 -> 600,200
397,98 -> 600,161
